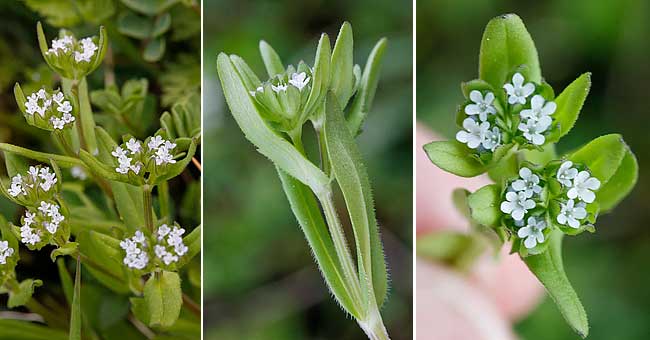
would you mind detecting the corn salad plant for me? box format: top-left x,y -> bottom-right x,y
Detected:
422,14 -> 638,338
217,22 -> 391,339
0,20 -> 200,339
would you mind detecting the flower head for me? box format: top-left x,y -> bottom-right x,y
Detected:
5,165 -> 58,204
500,191 -> 536,221
517,216 -> 547,249
512,167 -> 542,198
456,118 -> 490,149
518,119 -> 549,146
567,171 -> 600,203
120,230 -> 149,270
557,199 -> 587,228
503,73 -> 535,105
0,241 -> 15,265
465,90 -> 497,121
23,88 -> 75,131
556,161 -> 578,187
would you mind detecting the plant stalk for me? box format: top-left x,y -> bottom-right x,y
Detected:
358,303 -> 390,340
143,184 -> 154,233
318,190 -> 364,311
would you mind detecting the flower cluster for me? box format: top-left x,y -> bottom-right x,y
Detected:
47,35 -> 98,64
499,162 -> 601,249
7,165 -> 58,204
554,161 -> 600,228
153,224 -> 188,266
120,224 -> 189,271
249,65 -> 315,132
0,240 -> 15,265
24,89 -> 75,130
19,201 -> 66,248
120,230 -> 149,270
456,73 -> 558,155
111,135 -> 177,176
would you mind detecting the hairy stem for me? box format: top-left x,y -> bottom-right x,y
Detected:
143,184 -> 154,233
358,304 -> 390,340
317,190 -> 364,312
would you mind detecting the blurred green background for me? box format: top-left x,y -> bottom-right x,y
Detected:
203,0 -> 412,339
417,0 -> 649,339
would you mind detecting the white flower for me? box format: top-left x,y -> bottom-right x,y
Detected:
24,212 -> 36,226
512,167 -> 542,198
20,225 -> 41,245
111,146 -> 128,159
465,90 -> 497,121
567,171 -> 601,203
70,166 -> 87,180
52,92 -> 65,104
456,118 -> 490,149
557,199 -> 587,228
500,191 -> 536,221
503,73 -> 535,105
38,167 -> 57,192
61,113 -> 75,124
121,230 -> 150,270
517,216 -> 547,249
289,72 -> 310,91
249,86 -> 263,96
518,119 -> 548,145
520,95 -> 556,125
8,174 -> 25,197
126,138 -> 141,154
57,101 -> 72,114
556,161 -> 578,187
482,126 -> 502,151
271,83 -> 288,93
157,224 -> 171,241
28,166 -> 39,180
0,240 -> 14,265
148,136 -> 165,150
74,38 -> 98,63
51,117 -> 65,130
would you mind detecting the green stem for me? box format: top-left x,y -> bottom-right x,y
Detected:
143,184 -> 154,233
317,190 -> 364,312
316,128 -> 331,176
53,131 -> 76,157
358,304 -> 390,340
158,181 -> 170,222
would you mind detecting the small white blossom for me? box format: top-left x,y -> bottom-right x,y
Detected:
8,174 -> 26,197
147,136 -> 165,150
482,126 -> 502,151
556,161 -> 578,187
518,216 -> 547,249
289,72 -> 310,91
126,138 -> 141,154
28,166 -> 39,180
520,95 -> 556,125
456,118 -> 490,149
567,171 -> 601,203
70,166 -> 87,180
500,191 -> 536,221
57,101 -> 72,114
153,225 -> 188,265
518,119 -> 548,145
0,240 -> 14,265
503,73 -> 535,105
20,211 -> 41,245
38,167 -> 57,192
120,230 -> 149,270
271,83 -> 288,93
74,38 -> 98,63
52,92 -> 65,104
512,167 -> 542,198
557,199 -> 587,228
249,86 -> 264,96
465,90 -> 497,121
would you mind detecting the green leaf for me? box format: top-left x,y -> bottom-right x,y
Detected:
423,141 -> 487,177
479,14 -> 541,89
303,34 -> 332,124
8,279 -> 43,308
152,138 -> 198,185
51,242 -> 79,262
117,12 -> 152,39
417,231 -> 485,271
183,225 -> 201,262
216,53 -> 329,195
596,148 -> 638,213
569,134 -> 626,186
56,258 -> 74,305
347,38 -> 387,135
324,92 -> 388,308
152,13 -> 172,37
69,258 -> 82,340
121,0 -> 179,15
78,78 -> 99,155
144,271 -> 182,328
330,22 -> 355,108
523,231 -> 589,338
259,40 -> 285,78
144,37 -> 166,62
24,0 -> 81,27
3,151 -> 28,177
77,231 -> 129,293
0,320 -> 68,340
0,143 -> 83,168
548,73 -> 591,143
278,168 -> 361,318
487,145 -> 519,184
467,184 -> 502,227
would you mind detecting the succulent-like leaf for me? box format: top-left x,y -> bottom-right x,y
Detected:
423,141 -> 487,177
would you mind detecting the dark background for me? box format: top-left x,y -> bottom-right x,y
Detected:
417,0 -> 649,339
203,0 -> 413,339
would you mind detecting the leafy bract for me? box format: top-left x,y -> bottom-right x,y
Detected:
467,184 -> 502,227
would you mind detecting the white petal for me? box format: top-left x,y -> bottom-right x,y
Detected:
508,95 -> 519,105
532,133 -> 545,145
531,95 -> 544,110
581,190 -> 596,203
557,214 -> 567,225
503,83 -> 515,94
511,180 -> 526,191
585,177 -> 601,190
462,118 -> 477,130
568,217 -> 580,228
519,167 -> 532,178
465,104 -> 480,115
524,236 -> 537,249
542,101 -> 557,116
522,83 -> 535,97
512,73 -> 524,87
484,92 -> 495,104
518,226 -> 532,238
469,90 -> 482,103
512,209 -> 525,221
500,201 -> 514,214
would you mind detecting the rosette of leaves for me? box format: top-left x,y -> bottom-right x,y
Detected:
422,14 -> 638,337
218,22 -> 392,339
90,78 -> 157,138
117,0 -> 199,62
